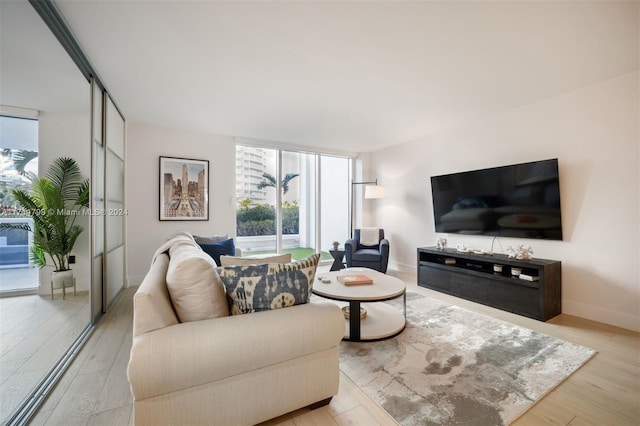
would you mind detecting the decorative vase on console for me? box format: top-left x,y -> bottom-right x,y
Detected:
436,238 -> 447,250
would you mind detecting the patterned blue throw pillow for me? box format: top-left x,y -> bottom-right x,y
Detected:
217,253 -> 320,315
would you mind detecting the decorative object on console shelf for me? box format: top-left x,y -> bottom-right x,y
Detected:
456,244 -> 491,255
507,244 -> 534,260
436,237 -> 447,249
159,156 -> 209,221
519,273 -> 539,281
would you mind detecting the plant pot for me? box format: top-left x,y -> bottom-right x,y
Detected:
52,269 -> 74,289
51,269 -> 76,299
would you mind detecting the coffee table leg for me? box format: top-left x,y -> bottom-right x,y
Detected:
349,300 -> 361,341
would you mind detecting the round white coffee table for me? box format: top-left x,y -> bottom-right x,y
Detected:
312,267 -> 406,342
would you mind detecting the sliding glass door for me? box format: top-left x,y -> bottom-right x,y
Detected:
0,2 -> 92,423
104,96 -> 125,311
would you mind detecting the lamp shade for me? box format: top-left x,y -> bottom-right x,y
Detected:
364,184 -> 387,199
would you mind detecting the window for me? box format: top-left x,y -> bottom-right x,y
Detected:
0,115 -> 39,292
235,145 -> 351,261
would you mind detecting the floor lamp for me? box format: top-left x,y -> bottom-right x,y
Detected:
350,179 -> 387,237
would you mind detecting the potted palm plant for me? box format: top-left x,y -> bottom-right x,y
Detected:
0,157 -> 89,293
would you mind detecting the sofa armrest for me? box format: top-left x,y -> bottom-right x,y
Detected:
380,238 -> 390,272
344,238 -> 357,263
127,301 -> 343,400
379,238 -> 390,255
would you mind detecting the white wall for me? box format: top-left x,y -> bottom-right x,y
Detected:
37,110 -> 91,293
125,74 -> 638,331
126,122 -> 236,285
368,72 -> 639,331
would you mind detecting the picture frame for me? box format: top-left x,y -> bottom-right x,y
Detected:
159,156 -> 209,221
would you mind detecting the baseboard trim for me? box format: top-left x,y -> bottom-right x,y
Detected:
563,300 -> 639,332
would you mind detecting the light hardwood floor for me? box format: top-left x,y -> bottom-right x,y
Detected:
31,276 -> 639,426
0,291 -> 89,424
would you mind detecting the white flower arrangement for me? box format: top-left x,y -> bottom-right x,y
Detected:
506,244 -> 534,260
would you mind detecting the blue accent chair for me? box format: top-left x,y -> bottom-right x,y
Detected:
344,228 -> 389,273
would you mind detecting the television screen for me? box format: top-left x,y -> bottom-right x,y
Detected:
430,159 -> 562,240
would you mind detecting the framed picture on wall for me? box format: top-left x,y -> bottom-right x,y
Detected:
159,156 -> 209,221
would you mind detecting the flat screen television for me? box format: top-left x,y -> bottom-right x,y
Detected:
430,159 -> 563,240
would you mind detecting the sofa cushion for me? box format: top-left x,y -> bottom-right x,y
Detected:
127,301 -> 344,401
217,253 -> 320,315
133,253 -> 179,336
352,249 -> 383,262
152,231 -> 199,263
193,233 -> 229,244
219,252 -> 292,266
199,238 -> 236,266
166,245 -> 229,322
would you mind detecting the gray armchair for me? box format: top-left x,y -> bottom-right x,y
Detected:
345,228 -> 389,273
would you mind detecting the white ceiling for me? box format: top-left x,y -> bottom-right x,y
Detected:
7,1 -> 640,153
0,1 -> 88,118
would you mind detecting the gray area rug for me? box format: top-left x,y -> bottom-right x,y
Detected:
339,292 -> 596,426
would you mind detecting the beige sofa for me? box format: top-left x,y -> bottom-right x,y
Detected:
127,236 -> 345,425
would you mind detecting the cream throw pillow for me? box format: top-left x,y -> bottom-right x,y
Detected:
219,253 -> 292,266
166,245 -> 229,322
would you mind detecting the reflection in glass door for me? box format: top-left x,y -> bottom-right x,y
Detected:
0,116 -> 39,294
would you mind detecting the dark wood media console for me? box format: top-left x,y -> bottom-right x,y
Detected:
417,247 -> 561,321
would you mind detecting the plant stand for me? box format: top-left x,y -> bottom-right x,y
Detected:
51,271 -> 76,300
